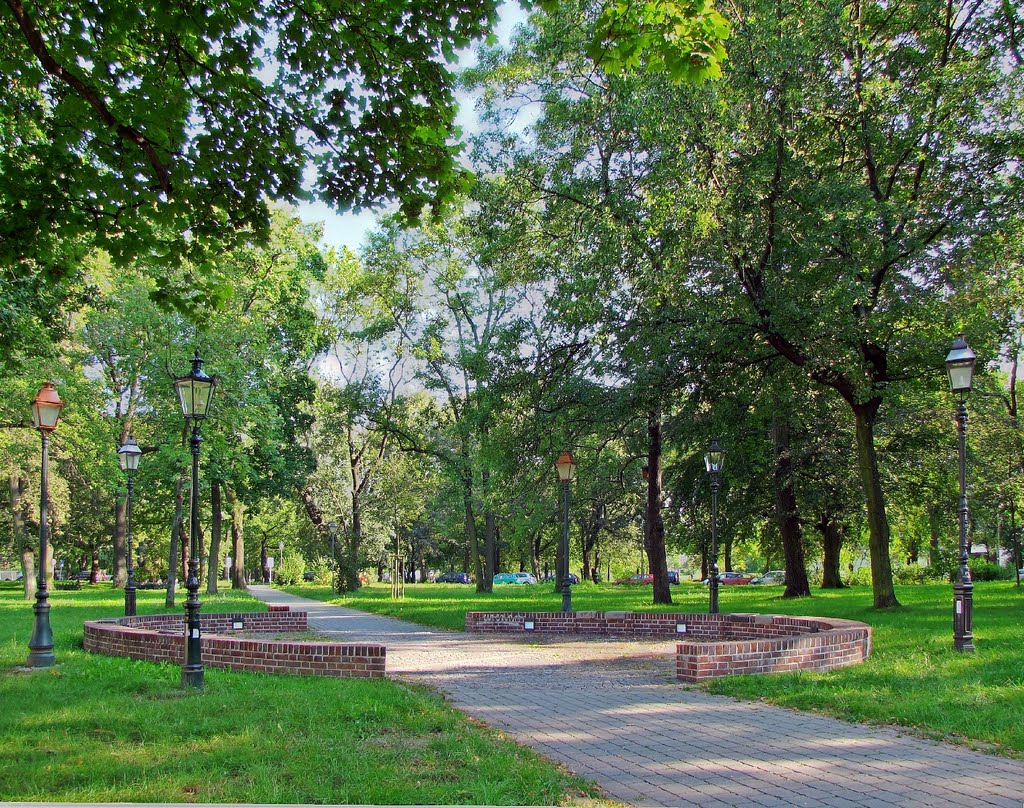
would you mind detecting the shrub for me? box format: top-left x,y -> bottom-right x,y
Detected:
276,551 -> 307,586
306,556 -> 335,586
967,558 -> 1011,581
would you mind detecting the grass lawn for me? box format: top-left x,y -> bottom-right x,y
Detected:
286,578 -> 1024,759
0,582 -> 607,805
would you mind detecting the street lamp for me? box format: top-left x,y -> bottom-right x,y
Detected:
555,451 -> 577,613
704,439 -> 725,615
117,436 -> 143,617
946,334 -> 976,653
175,349 -> 217,688
27,382 -> 63,667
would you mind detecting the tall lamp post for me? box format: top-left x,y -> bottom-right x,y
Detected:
175,349 -> 217,688
27,382 -> 64,667
704,439 -> 725,615
117,436 -> 143,616
555,451 -> 577,613
946,334 -> 976,653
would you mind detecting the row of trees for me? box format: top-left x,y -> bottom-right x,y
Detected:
2,0 -> 1021,609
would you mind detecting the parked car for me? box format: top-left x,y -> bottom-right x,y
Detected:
302,570 -> 316,581
703,571 -> 754,585
437,571 -> 472,584
493,572 -> 516,584
667,570 -> 680,585
614,573 -> 654,585
512,572 -> 538,585
750,570 -> 786,585
542,572 -> 580,584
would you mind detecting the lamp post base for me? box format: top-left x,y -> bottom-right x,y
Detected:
561,578 -> 573,614
27,590 -> 56,667
953,580 -> 974,653
124,582 -> 137,617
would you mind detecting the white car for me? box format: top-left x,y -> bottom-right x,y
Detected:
512,572 -> 537,585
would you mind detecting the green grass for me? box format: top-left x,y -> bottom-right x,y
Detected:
0,582 -> 607,805
286,579 -> 1024,758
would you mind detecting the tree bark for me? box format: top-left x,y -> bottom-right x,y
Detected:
165,475 -> 183,608
817,512 -> 846,589
646,411 -> 672,605
772,415 -> 811,597
113,495 -> 127,588
207,480 -> 222,595
927,504 -> 941,566
852,400 -> 899,607
9,475 -> 35,600
228,487 -> 246,589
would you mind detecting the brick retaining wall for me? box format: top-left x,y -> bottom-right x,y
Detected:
465,611 -> 871,682
83,609 -> 385,678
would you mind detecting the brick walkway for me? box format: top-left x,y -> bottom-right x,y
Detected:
248,586 -> 1024,807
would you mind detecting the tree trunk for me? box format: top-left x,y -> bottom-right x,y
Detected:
10,475 -> 35,601
113,495 -> 127,588
463,473 -> 487,592
772,415 -> 811,598
228,487 -> 247,589
927,504 -> 941,566
347,432 -> 363,591
646,411 -> 672,605
165,475 -> 183,608
818,512 -> 846,589
207,480 -> 222,595
852,399 -> 899,608
723,539 -> 732,573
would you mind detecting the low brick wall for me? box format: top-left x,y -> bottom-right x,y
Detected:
465,611 -> 871,683
83,608 -> 385,678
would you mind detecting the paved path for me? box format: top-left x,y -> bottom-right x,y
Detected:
248,587 -> 1024,807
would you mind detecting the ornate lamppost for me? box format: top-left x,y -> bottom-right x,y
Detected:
27,382 -> 64,667
117,436 -> 142,616
946,334 -> 976,653
175,349 -> 217,688
555,451 -> 577,613
704,439 -> 725,615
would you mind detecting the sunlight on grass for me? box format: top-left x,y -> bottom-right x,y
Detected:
284,579 -> 1024,758
0,583 -> 607,805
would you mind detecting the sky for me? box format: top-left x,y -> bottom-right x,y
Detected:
295,2 -> 527,255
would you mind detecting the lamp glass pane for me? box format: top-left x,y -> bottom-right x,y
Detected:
192,380 -> 215,416
175,378 -> 194,417
947,364 -> 973,392
33,402 -> 61,429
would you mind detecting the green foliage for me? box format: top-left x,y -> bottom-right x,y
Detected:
969,558 -> 1013,582
276,551 -> 308,586
589,0 -> 730,82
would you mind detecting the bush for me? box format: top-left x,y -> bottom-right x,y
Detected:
892,563 -> 948,585
843,567 -> 873,586
967,558 -> 1012,581
276,551 -> 307,586
306,556 -> 335,586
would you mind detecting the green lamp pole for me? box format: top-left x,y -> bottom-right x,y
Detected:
946,334 -> 976,653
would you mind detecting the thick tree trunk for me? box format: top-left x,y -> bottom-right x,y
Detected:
165,476 -> 183,608
481,467 -> 497,586
852,400 -> 899,608
207,480 -> 222,595
113,496 -> 127,588
10,475 -> 35,601
772,416 -> 811,597
228,487 -> 246,589
818,512 -> 846,589
646,411 -> 672,605
462,472 -> 488,592
723,539 -> 732,573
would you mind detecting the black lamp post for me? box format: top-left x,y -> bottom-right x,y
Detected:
705,439 -> 725,615
117,436 -> 142,617
946,334 -> 976,653
555,451 -> 577,613
175,349 -> 217,688
27,382 -> 63,667
328,520 -> 338,591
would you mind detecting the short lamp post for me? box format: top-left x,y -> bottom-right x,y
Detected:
555,451 -> 577,613
175,349 -> 217,688
946,334 -> 976,653
278,540 -> 284,582
27,382 -> 63,667
705,439 -> 725,615
117,436 -> 143,616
